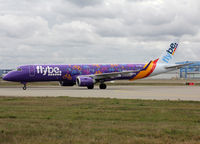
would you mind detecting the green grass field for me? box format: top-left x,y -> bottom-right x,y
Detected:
0,97 -> 200,144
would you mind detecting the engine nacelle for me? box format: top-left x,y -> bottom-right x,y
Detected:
59,81 -> 75,86
76,76 -> 95,87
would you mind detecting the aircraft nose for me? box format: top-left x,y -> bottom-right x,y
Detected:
2,74 -> 10,81
2,73 -> 15,81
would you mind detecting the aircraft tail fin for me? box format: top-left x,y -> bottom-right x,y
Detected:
129,40 -> 191,80
157,40 -> 179,64
148,40 -> 180,76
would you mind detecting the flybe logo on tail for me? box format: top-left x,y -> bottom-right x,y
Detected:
162,43 -> 178,63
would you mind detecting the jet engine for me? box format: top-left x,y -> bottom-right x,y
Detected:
76,76 -> 95,87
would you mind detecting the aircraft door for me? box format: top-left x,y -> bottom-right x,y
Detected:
29,65 -> 35,77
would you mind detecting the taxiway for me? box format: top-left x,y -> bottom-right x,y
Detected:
0,86 -> 200,101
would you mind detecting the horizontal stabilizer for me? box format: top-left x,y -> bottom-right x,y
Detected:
165,63 -> 193,69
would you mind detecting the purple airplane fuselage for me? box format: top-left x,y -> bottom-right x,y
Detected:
3,64 -> 145,84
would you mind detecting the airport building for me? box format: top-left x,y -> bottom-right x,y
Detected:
177,61 -> 200,79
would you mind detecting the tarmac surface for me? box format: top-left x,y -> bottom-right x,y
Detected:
0,86 -> 200,101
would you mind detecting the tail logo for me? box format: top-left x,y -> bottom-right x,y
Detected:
162,43 -> 178,63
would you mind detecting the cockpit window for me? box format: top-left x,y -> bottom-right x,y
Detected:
17,68 -> 22,71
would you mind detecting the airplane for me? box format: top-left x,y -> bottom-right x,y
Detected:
2,41 -> 192,90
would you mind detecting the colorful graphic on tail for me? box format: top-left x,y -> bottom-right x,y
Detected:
131,59 -> 159,80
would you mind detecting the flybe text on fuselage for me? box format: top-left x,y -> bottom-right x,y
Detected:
162,43 -> 178,63
36,66 -> 62,76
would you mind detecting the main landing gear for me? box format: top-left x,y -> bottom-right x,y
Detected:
87,85 -> 94,89
99,83 -> 107,89
87,83 -> 107,89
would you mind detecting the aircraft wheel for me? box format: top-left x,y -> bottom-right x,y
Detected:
99,83 -> 107,89
23,84 -> 27,90
87,85 -> 94,89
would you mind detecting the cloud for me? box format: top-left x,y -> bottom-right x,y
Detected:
0,15 -> 48,38
66,0 -> 103,7
0,0 -> 200,68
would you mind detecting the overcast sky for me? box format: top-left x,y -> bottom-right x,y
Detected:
0,0 -> 200,68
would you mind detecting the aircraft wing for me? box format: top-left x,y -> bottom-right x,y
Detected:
165,63 -> 193,69
89,70 -> 140,80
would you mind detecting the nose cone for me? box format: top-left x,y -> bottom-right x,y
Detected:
2,74 -> 10,81
2,71 -> 28,82
2,72 -> 18,81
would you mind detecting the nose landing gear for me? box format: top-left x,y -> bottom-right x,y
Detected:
23,84 -> 27,90
21,82 -> 27,90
